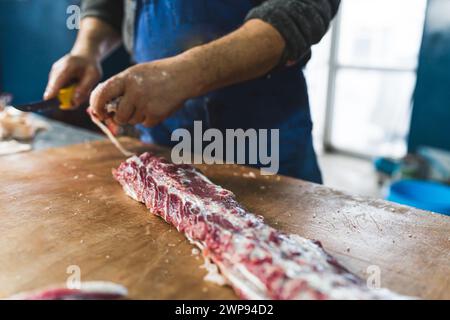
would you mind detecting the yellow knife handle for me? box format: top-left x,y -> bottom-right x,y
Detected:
57,84 -> 76,110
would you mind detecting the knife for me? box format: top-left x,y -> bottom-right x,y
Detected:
12,84 -> 76,112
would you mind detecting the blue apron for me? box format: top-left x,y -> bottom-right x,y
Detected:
133,0 -> 322,183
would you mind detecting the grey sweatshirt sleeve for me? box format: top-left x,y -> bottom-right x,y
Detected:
81,0 -> 124,33
246,0 -> 340,65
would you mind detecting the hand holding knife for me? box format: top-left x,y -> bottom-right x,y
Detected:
12,84 -> 77,113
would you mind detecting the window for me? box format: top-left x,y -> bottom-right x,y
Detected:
306,0 -> 428,158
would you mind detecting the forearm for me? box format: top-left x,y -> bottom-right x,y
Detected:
246,0 -> 341,64
180,19 -> 285,96
71,17 -> 122,61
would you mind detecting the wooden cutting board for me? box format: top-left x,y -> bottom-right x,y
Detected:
0,138 -> 449,299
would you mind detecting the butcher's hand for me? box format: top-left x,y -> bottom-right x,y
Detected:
44,17 -> 121,108
44,54 -> 102,108
89,56 -> 200,127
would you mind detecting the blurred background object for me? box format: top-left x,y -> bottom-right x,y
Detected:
305,0 -> 450,215
387,179 -> 450,215
306,0 -> 427,159
409,0 -> 450,154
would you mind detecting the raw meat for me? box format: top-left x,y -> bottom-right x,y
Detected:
113,153 -> 411,300
0,107 -> 47,140
0,107 -> 48,156
6,281 -> 127,300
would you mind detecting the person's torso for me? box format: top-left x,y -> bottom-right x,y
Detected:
130,0 -> 321,182
133,0 -> 254,62
132,0 -> 311,135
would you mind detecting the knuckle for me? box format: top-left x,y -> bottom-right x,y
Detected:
52,60 -> 73,75
103,78 -> 116,89
94,82 -> 107,96
58,59 -> 70,69
52,59 -> 63,70
90,88 -> 101,105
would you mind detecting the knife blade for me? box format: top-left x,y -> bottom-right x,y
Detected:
13,97 -> 60,112
12,84 -> 76,113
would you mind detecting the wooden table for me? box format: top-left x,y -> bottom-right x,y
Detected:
0,138 -> 449,299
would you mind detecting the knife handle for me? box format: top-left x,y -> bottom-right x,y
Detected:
58,84 -> 76,110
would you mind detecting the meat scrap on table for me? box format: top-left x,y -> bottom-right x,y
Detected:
0,107 -> 48,155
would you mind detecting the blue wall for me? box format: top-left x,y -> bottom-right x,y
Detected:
409,0 -> 450,153
0,0 -> 79,104
0,0 -> 130,106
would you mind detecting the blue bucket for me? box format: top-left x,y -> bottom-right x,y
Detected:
387,180 -> 450,215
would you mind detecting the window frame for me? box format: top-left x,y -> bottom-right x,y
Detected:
322,2 -> 426,159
